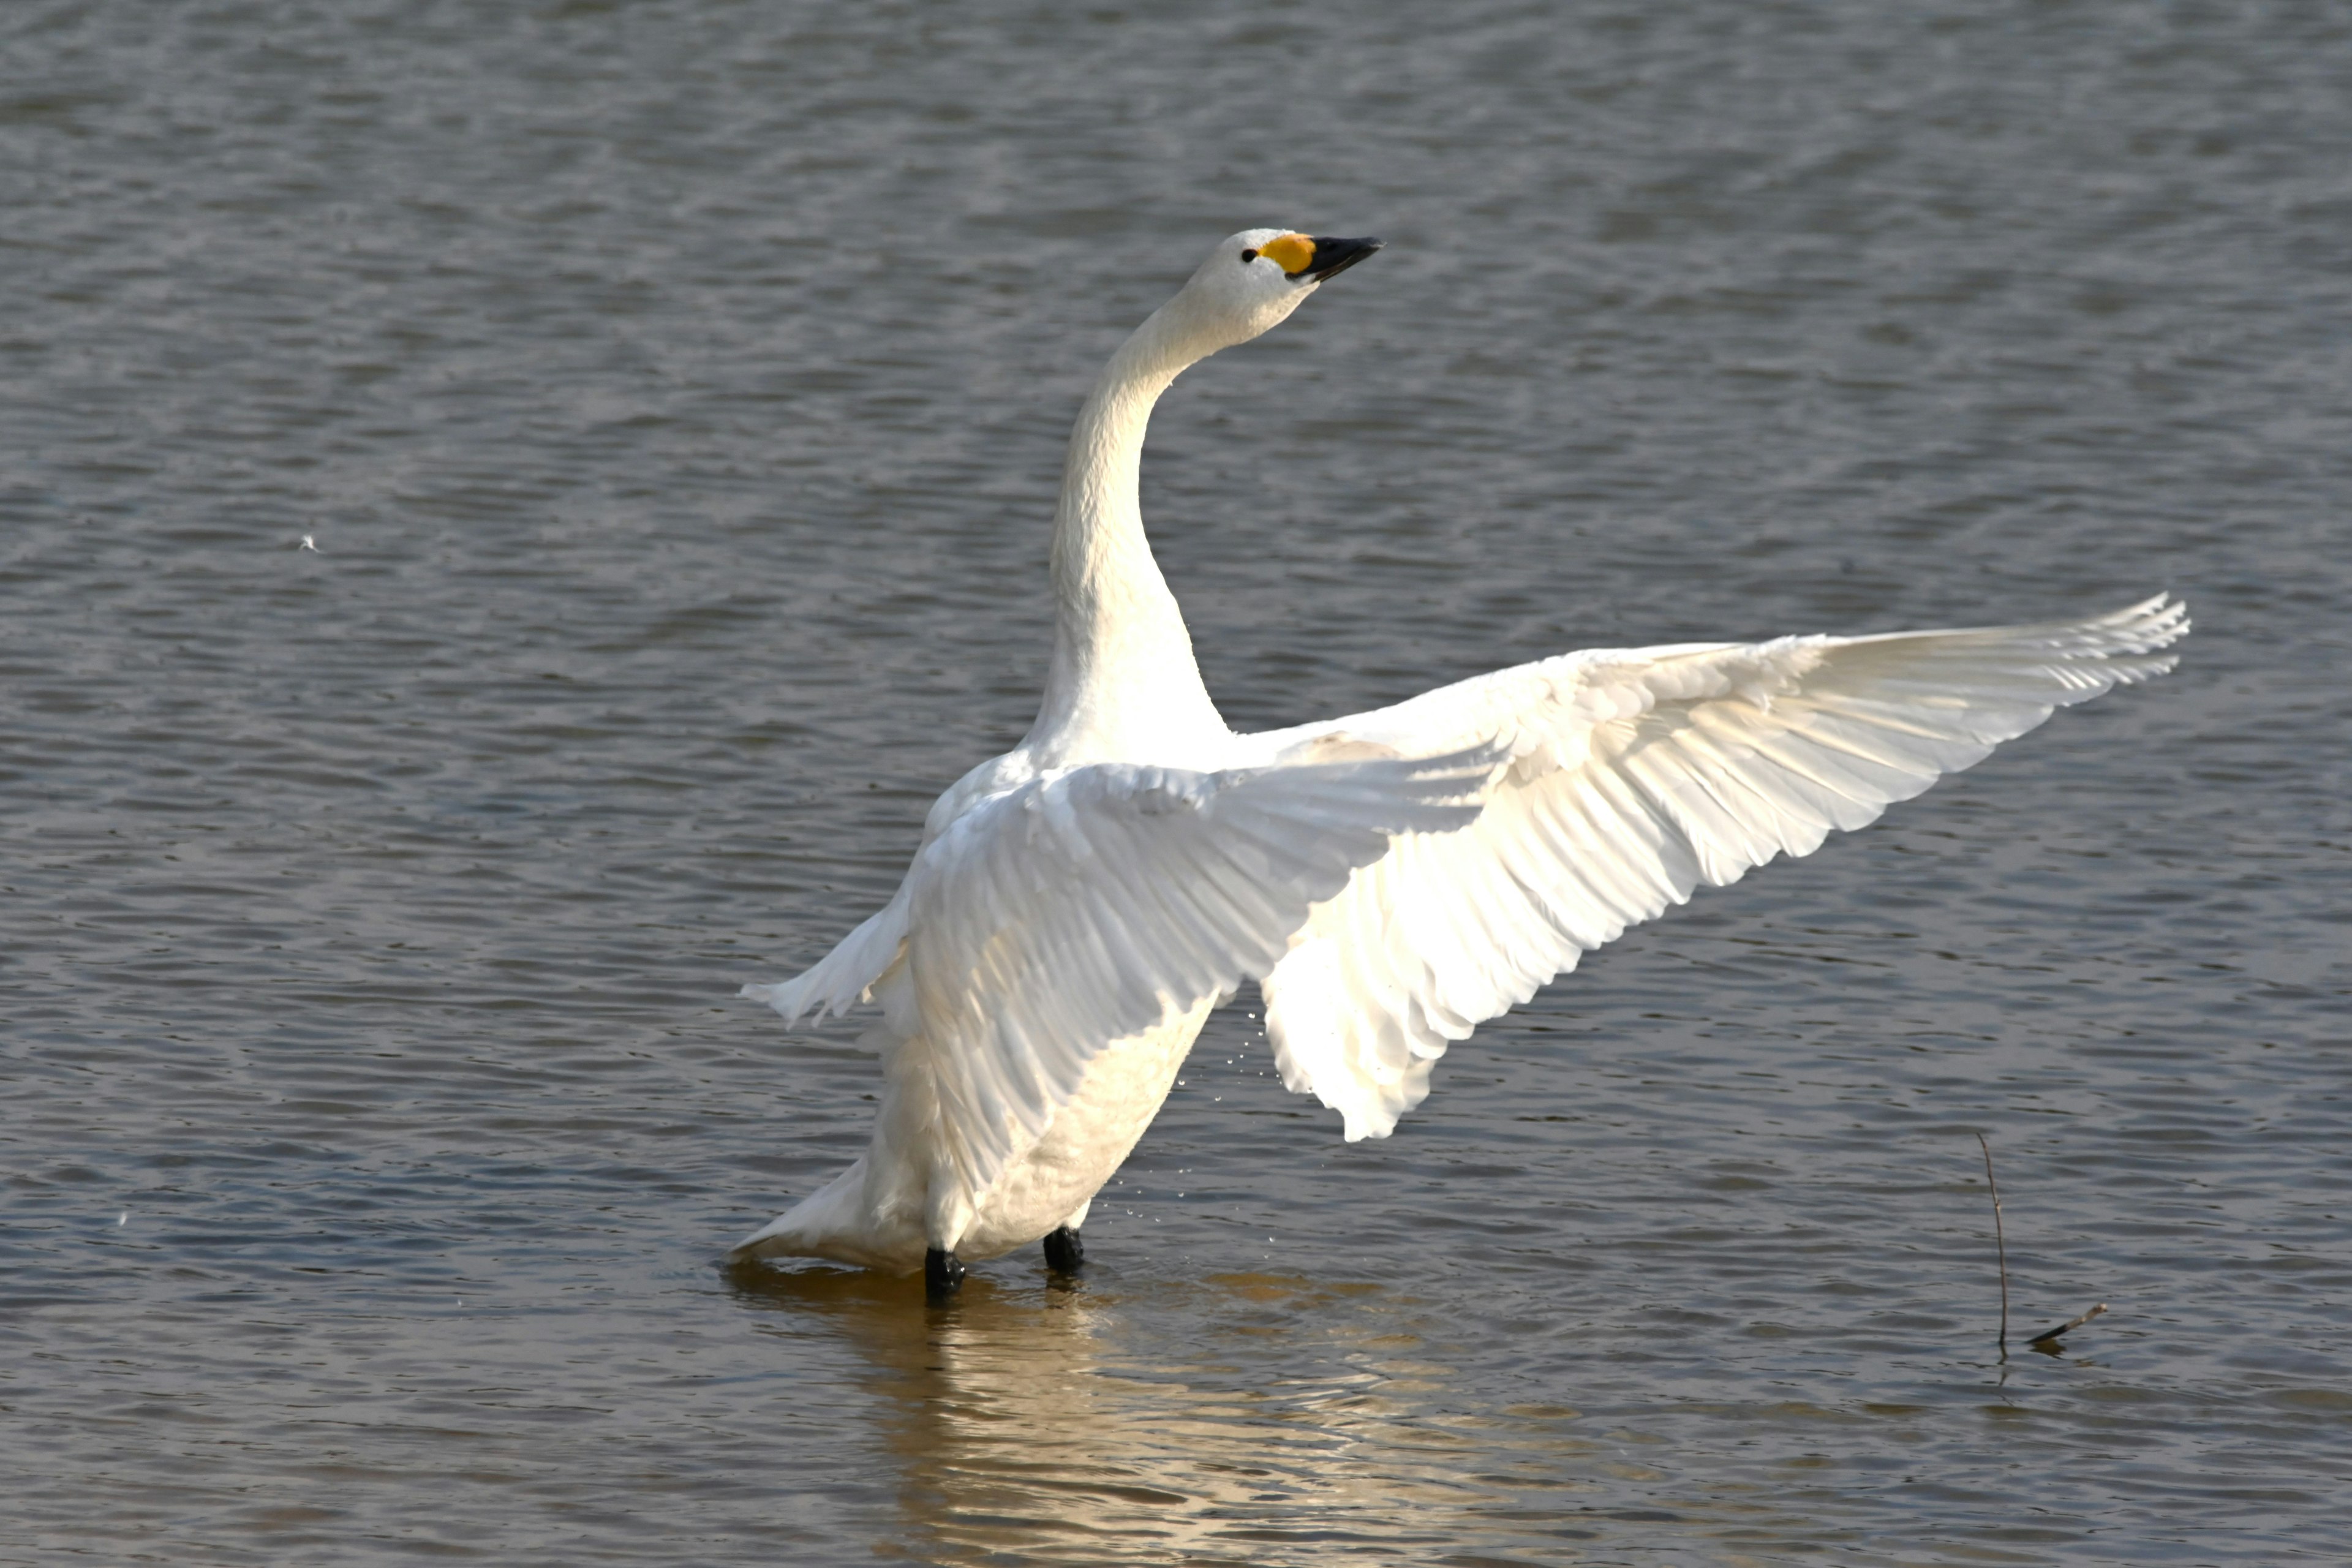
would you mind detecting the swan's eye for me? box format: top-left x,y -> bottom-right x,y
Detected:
1239,248 -> 1257,264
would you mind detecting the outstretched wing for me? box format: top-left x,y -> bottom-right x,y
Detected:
903,745 -> 1502,1199
1255,596 -> 2188,1139
742,886 -> 911,1034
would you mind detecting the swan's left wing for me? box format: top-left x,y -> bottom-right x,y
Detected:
741,886 -> 911,1031
903,746 -> 1500,1199
1256,596 -> 2188,1139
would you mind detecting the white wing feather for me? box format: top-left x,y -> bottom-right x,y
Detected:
1258,595 -> 2189,1139
741,886 -> 911,1033
900,745 -> 1502,1199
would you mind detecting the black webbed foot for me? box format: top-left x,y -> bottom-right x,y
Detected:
1042,1225 -> 1084,1275
925,1247 -> 966,1300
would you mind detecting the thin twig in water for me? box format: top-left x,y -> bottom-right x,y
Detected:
1977,1133 -> 2008,1355
2029,1302 -> 2109,1347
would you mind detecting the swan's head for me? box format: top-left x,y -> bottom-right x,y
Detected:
1161,228 -> 1385,353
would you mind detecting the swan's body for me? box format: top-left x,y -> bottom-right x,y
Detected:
733,229 -> 2186,1284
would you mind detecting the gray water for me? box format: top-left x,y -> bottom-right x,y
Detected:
5,2 -> 2349,1562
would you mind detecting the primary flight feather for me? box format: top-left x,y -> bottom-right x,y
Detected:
733,228 -> 2185,1294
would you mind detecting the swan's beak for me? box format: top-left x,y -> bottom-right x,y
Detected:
1299,235 -> 1384,282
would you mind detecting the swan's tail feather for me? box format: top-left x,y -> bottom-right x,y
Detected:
724,1158 -> 924,1272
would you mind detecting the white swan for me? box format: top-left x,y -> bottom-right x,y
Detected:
733,228 -> 2187,1294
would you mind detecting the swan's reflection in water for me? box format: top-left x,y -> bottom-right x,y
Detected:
724,1259 -> 1615,1564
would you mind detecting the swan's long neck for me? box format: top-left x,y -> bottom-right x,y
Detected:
1027,303 -> 1230,766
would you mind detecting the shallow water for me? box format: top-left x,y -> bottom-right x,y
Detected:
4,1 -> 2350,1563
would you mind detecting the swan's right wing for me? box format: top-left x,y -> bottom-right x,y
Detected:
1258,596 -> 2188,1139
902,747 -> 1501,1200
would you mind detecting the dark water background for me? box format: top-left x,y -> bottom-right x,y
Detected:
6,2 -> 2350,1562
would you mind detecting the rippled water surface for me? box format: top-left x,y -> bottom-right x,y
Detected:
6,2 -> 2350,1563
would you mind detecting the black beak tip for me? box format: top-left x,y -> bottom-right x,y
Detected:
1306,235 -> 1384,282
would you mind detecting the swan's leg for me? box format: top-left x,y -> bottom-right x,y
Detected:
1042,1226 -> 1084,1273
925,1247 -> 966,1300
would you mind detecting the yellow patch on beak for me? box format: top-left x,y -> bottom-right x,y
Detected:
1259,233 -> 1316,277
